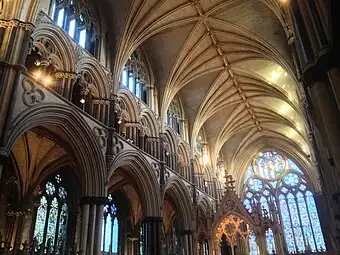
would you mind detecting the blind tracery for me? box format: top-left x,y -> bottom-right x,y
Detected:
243,151 -> 326,254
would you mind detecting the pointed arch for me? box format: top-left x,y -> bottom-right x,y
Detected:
109,150 -> 161,217
197,196 -> 213,219
76,57 -> 111,99
6,104 -> 106,196
163,176 -> 194,231
32,20 -> 76,72
164,128 -> 177,154
232,136 -> 320,195
140,107 -> 159,137
117,88 -> 139,123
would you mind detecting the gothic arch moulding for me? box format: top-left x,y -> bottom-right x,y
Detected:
164,128 -> 177,154
140,107 -> 159,137
163,176 -> 194,231
232,136 -> 320,195
32,19 -> 76,72
6,104 -> 107,197
76,56 -> 111,99
116,89 -> 139,123
109,150 -> 161,217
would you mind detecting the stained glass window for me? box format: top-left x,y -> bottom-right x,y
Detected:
266,228 -> 276,255
33,174 -> 69,252
242,151 -> 326,253
101,195 -> 119,254
120,51 -> 149,104
249,232 -> 259,255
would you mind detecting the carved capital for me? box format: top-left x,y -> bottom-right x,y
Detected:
0,19 -> 35,31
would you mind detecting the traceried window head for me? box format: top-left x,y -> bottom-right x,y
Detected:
50,0 -> 98,56
167,96 -> 183,135
252,151 -> 286,180
242,151 -> 326,254
33,174 -> 68,252
120,51 -> 149,104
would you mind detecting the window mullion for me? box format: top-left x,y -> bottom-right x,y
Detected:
284,196 -> 298,252
53,202 -> 63,249
304,193 -> 318,250
102,215 -> 107,252
42,203 -> 52,246
294,195 -> 308,250
110,215 -> 115,253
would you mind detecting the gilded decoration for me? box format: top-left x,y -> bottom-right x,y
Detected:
54,71 -> 77,79
0,19 -> 35,31
21,77 -> 45,106
216,215 -> 249,247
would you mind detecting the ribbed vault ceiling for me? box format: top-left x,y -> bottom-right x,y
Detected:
103,0 -> 313,179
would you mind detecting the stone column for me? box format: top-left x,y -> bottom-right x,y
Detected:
314,193 -> 336,252
208,238 -> 215,255
180,230 -> 193,255
79,203 -> 90,255
309,79 -> 340,173
20,207 -> 34,247
0,18 -> 35,183
86,204 -> 97,254
141,217 -> 162,255
327,68 -> 340,110
54,71 -> 77,100
94,203 -> 104,255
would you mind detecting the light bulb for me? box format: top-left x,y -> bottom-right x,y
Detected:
34,71 -> 42,79
80,98 -> 85,104
44,76 -> 52,86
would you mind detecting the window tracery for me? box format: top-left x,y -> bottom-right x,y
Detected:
33,174 -> 68,252
50,0 -> 98,55
101,194 -> 119,254
121,51 -> 149,104
242,151 -> 326,253
167,96 -> 183,135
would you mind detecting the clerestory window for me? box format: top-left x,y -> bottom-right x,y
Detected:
121,51 -> 149,104
50,0 -> 98,56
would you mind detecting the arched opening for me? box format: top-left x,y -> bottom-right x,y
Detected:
106,168 -> 143,255
215,215 -> 253,255
0,126 -> 83,253
162,198 -> 181,255
242,151 -> 326,254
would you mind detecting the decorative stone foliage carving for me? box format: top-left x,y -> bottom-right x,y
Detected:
22,77 -> 45,106
93,127 -> 108,149
223,199 -> 236,213
152,162 -> 160,182
164,169 -> 170,182
112,135 -> 124,155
